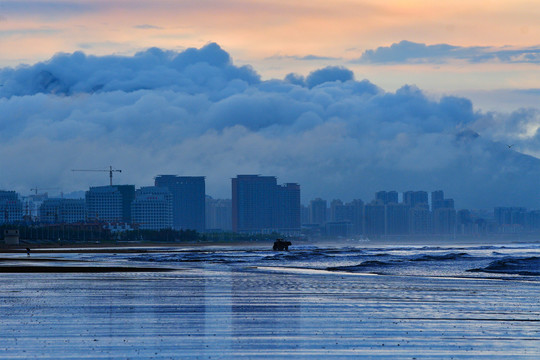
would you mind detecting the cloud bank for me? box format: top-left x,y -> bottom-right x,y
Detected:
358,40 -> 540,64
1,43 -> 540,208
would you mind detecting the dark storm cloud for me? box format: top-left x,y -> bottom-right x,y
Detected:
358,40 -> 540,64
1,43 -> 539,208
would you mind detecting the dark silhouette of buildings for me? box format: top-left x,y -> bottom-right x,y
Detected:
431,190 -> 456,234
305,190 -> 461,237
155,175 -> 205,232
85,185 -> 135,223
232,175 -> 300,234
0,190 -> 23,224
277,183 -> 301,232
364,201 -> 385,236
7,175 -> 540,240
39,198 -> 85,224
308,198 -> 327,225
376,191 -> 398,205
206,197 -> 232,231
403,191 -> 428,209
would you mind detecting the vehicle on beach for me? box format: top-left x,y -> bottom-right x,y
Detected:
273,238 -> 291,251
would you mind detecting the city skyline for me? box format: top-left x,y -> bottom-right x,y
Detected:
2,170 -> 540,211
4,182 -> 540,239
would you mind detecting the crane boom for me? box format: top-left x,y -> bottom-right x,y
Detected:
30,187 -> 59,195
71,166 -> 122,186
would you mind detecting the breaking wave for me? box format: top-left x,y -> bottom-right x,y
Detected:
468,256 -> 540,276
262,251 -> 333,261
129,253 -> 247,264
327,260 -> 399,273
410,252 -> 471,261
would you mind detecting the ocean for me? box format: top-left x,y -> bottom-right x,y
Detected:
1,240 -> 539,359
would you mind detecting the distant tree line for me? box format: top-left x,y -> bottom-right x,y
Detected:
0,224 -> 202,245
0,224 -> 284,245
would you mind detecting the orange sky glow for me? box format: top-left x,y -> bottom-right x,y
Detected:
1,0 -> 539,96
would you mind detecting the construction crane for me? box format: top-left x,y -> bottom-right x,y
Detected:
30,187 -> 59,196
72,166 -> 122,186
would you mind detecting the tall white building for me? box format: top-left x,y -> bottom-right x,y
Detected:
131,187 -> 173,230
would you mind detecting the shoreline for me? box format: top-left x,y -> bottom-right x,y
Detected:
1,236 -> 539,254
0,265 -> 177,273
0,240 -> 273,253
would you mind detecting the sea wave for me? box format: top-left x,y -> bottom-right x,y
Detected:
410,252 -> 471,261
467,256 -> 540,276
327,260 -> 399,272
262,251 -> 333,261
129,253 -> 246,264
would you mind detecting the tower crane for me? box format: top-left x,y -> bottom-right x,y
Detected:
71,166 -> 122,186
30,187 -> 60,196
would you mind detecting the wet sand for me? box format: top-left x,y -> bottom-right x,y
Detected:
0,246 -> 538,359
0,265 -> 175,273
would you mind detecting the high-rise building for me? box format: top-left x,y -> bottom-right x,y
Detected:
155,175 -> 205,232
85,185 -> 135,223
232,175 -> 300,234
0,190 -> 23,224
409,207 -> 432,234
403,191 -> 429,209
39,198 -> 86,224
456,209 -> 473,234
330,199 -> 344,222
325,221 -> 352,238
364,202 -> 385,236
23,193 -> 49,221
277,183 -> 301,232
527,210 -> 540,230
205,197 -> 232,231
433,208 -> 456,234
309,198 -> 327,225
131,187 -> 173,230
346,199 -> 364,235
232,175 -> 277,233
385,203 -> 409,235
494,207 -> 527,226
430,190 -> 455,234
376,191 -> 398,205
494,207 -> 528,232
300,204 -> 309,225
328,199 -> 364,235
431,190 -> 445,211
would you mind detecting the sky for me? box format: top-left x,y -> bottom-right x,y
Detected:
1,0 -> 540,208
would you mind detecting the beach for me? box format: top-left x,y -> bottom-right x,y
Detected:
1,242 -> 539,359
